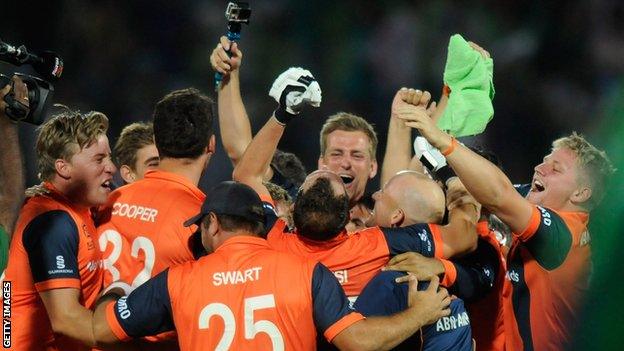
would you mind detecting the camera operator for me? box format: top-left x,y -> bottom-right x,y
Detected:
0,75 -> 26,272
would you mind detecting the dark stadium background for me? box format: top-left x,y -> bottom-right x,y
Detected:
2,1 -> 623,348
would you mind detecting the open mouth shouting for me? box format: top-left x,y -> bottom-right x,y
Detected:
101,179 -> 113,192
340,174 -> 355,187
531,179 -> 545,193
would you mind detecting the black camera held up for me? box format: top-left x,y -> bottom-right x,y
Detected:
0,39 -> 63,125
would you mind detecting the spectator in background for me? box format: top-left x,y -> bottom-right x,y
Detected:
113,121 -> 159,184
4,108 -> 115,350
0,76 -> 26,273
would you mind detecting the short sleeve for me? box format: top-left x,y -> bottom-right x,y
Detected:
311,263 -> 364,342
518,206 -> 572,270
262,199 -> 279,234
105,269 -> 175,340
22,210 -> 81,291
382,223 -> 442,258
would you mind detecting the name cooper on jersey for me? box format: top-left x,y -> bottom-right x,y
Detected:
112,202 -> 159,222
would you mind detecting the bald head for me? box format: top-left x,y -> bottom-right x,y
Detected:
372,171 -> 445,227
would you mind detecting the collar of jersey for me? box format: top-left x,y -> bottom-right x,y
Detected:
42,181 -> 92,217
216,235 -> 270,252
143,170 -> 205,198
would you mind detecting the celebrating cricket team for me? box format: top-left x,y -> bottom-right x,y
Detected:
0,4 -> 615,351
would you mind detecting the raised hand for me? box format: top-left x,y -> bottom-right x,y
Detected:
384,252 -> 445,281
406,275 -> 451,326
269,67 -> 321,125
210,36 -> 243,76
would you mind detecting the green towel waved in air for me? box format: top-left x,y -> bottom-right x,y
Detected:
438,34 -> 495,137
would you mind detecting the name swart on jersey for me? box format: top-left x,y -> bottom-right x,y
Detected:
333,269 -> 348,284
435,310 -> 470,332
213,267 -> 262,286
112,202 -> 158,223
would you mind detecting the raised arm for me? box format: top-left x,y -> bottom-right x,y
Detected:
211,37 -> 252,164
0,76 -> 26,235
397,106 -> 532,234
233,67 -> 322,198
437,177 -> 480,257
381,89 -> 437,186
233,116 -> 285,199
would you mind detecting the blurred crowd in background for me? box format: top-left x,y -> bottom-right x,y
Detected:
1,0 -> 623,348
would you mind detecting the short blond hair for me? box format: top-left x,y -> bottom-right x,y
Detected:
36,108 -> 109,181
552,132 -> 615,210
319,112 -> 378,159
114,122 -> 154,169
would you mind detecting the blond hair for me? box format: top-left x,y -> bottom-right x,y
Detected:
113,122 -> 154,169
36,108 -> 109,181
552,132 -> 615,210
319,112 -> 378,159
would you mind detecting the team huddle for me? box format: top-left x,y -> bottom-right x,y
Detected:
0,34 -> 614,351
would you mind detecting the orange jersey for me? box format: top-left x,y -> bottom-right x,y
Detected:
3,182 -> 103,350
503,206 -> 590,350
266,218 -> 444,299
97,170 -> 205,288
105,236 -> 363,350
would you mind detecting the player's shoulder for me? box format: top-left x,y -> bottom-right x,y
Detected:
350,226 -> 385,242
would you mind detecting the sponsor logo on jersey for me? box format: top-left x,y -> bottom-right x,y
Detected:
418,229 -> 433,254
506,270 -> 519,283
435,311 -> 470,332
580,230 -> 591,246
537,206 -> 552,226
56,255 -> 65,269
333,269 -> 348,284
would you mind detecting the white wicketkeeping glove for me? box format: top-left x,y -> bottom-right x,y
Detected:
269,67 -> 322,124
414,136 -> 447,172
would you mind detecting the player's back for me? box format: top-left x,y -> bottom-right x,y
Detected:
98,170 -> 204,287
168,236 -> 319,350
267,220 -> 391,298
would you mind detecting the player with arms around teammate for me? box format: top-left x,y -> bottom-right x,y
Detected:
4,108 -> 115,350
398,97 -> 615,350
91,181 -> 451,350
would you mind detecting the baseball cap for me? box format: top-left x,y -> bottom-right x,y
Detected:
183,181 -> 265,227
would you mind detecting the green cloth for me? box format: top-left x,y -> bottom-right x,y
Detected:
0,226 -> 8,273
438,34 -> 495,137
